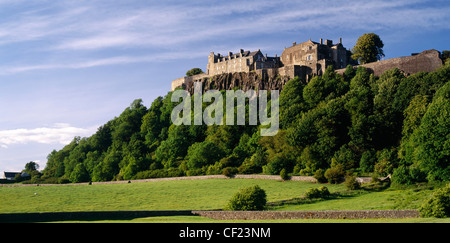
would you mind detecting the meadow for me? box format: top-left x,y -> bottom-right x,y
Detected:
1,178 -> 448,223
0,179 -> 345,213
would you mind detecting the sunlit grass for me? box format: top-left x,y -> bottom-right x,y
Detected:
0,179 -> 345,213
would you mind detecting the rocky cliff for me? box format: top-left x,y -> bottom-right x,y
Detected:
184,71 -> 292,94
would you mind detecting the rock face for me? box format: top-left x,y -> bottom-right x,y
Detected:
184,71 -> 292,94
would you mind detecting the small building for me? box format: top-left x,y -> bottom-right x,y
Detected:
3,172 -> 21,180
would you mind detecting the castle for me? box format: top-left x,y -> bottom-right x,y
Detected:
172,38 -> 353,91
171,38 -> 443,91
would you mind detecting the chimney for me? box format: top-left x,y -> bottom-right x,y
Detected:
339,37 -> 342,44
293,42 -> 296,46
265,53 -> 267,59
320,38 -> 323,45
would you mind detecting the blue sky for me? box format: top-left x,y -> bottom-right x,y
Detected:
0,0 -> 449,172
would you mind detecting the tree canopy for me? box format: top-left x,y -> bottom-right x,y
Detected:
25,60 -> 449,186
186,68 -> 204,76
351,33 -> 384,64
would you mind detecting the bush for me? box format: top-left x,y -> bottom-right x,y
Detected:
419,183 -> 450,218
324,163 -> 345,184
280,168 -> 289,181
392,165 -> 428,185
392,165 -> 413,185
222,167 -> 238,178
305,186 -> 330,199
225,185 -> 267,211
344,175 -> 361,190
313,169 -> 327,183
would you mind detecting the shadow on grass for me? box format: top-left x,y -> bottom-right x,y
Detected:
267,181 -> 391,209
1,210 -> 194,223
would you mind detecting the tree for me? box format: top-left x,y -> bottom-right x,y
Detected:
279,76 -> 306,129
225,185 -> 267,211
442,50 -> 450,63
186,141 -> 224,170
351,33 -> 384,64
24,161 -> 39,174
405,81 -> 450,182
186,68 -> 204,76
70,163 -> 90,183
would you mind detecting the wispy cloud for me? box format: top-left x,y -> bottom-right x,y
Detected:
0,50 -> 207,74
0,0 -> 448,73
0,123 -> 97,147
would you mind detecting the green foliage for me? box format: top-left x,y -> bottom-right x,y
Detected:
186,68 -> 204,76
392,165 -> 413,185
186,141 -> 224,170
280,76 -> 306,129
324,160 -> 345,184
402,81 -> 450,182
69,163 -> 90,183
225,185 -> 267,211
35,59 -> 449,185
419,183 -> 450,218
313,169 -> 327,183
344,175 -> 361,190
280,168 -> 289,181
222,167 -> 238,177
351,33 -> 384,64
304,186 -> 330,199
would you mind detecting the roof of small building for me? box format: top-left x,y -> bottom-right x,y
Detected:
4,172 -> 21,178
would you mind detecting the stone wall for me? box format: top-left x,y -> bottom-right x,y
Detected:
192,210 -> 420,220
336,49 -> 443,77
1,209 -> 420,222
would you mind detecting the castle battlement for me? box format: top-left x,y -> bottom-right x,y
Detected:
171,38 -> 442,91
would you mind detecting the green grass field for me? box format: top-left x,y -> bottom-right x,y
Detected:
0,179 -> 345,213
1,178 -> 448,223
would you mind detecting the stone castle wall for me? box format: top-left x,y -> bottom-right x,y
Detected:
172,49 -> 443,91
336,49 -> 443,76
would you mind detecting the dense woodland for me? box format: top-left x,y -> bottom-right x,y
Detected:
30,61 -> 449,185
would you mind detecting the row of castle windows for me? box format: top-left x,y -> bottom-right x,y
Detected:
286,54 -> 314,61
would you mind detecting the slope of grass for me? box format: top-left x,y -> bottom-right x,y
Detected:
0,179 -> 346,213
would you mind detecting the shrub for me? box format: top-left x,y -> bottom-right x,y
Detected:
344,175 -> 361,190
392,165 -> 413,185
305,186 -> 330,199
419,183 -> 450,218
222,167 -> 238,178
313,169 -> 327,183
280,168 -> 289,181
225,185 -> 267,211
324,163 -> 345,184
392,165 -> 428,185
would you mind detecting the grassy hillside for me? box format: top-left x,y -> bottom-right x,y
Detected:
0,178 -> 441,215
0,179 -> 346,213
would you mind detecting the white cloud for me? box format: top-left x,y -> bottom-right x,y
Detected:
0,123 -> 97,147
